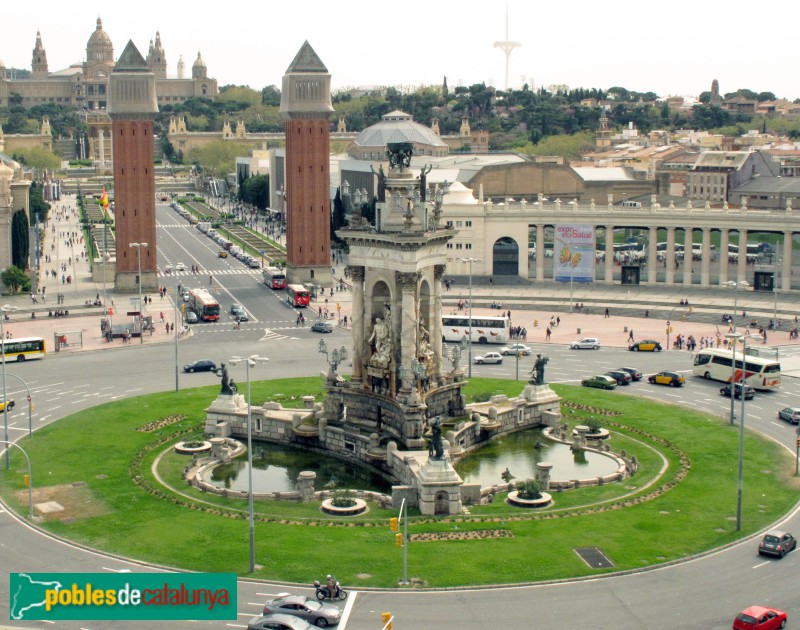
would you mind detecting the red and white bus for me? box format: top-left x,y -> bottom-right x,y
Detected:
287,284 -> 310,308
188,288 -> 221,321
263,266 -> 287,290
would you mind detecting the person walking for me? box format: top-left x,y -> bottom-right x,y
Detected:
628,329 -> 634,343
545,327 -> 551,341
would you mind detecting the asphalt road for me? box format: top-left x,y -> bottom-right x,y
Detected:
1,205 -> 800,629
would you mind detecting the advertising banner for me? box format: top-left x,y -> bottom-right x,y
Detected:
554,224 -> 595,282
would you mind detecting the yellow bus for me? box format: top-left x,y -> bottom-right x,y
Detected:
1,336 -> 46,361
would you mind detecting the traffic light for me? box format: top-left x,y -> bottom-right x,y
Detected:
381,612 -> 393,630
389,517 -> 398,532
395,533 -> 403,547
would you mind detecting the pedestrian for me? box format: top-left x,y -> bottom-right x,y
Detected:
628,329 -> 634,342
160,312 -> 165,322
170,323 -> 174,333
605,307 -> 610,318
556,316 -> 560,327
545,327 -> 551,341
165,323 -> 170,335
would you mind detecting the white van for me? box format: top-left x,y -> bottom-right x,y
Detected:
230,246 -> 242,257
207,228 -> 217,237
197,222 -> 210,233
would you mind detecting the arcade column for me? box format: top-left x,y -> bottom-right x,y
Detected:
665,227 -> 676,285
719,229 -> 730,285
701,228 -> 712,287
348,265 -> 365,384
682,228 -> 693,286
604,225 -> 614,284
737,228 -> 748,283
782,231 -> 792,291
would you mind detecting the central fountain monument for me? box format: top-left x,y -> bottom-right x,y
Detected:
323,142 -> 465,452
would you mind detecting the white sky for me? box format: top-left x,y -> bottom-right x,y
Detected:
4,0 -> 798,100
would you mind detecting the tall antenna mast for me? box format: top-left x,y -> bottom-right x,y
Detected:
493,5 -> 521,91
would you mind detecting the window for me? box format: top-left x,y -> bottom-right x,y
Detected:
446,243 -> 453,249
456,244 -> 463,249
466,221 -> 472,227
466,243 -> 472,249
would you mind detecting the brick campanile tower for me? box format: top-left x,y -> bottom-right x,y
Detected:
108,40 -> 159,292
280,41 -> 334,287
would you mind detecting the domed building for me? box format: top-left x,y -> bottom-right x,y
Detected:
348,110 -> 448,160
0,17 -> 218,111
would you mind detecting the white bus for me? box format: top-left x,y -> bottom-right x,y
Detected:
0,336 -> 46,361
441,315 -> 510,344
692,347 -> 781,390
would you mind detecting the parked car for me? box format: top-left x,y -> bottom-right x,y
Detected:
617,367 -> 643,381
720,383 -> 756,400
777,407 -> 800,424
758,530 -> 796,558
629,339 -> 662,352
606,370 -> 632,386
183,360 -> 216,373
500,343 -> 531,356
262,594 -> 342,628
248,258 -> 262,269
581,375 -> 617,390
648,371 -> 685,387
569,337 -> 600,350
732,606 -> 787,630
474,352 -> 503,365
185,311 -> 198,324
311,320 -> 334,333
247,613 -> 314,630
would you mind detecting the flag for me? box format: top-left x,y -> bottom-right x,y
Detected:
100,188 -> 109,209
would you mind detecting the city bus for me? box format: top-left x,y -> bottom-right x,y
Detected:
263,266 -> 287,290
188,288 -> 220,321
0,336 -> 46,361
287,284 -> 311,308
692,347 -> 781,390
441,315 -> 510,344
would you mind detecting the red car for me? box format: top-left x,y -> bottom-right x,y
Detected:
733,606 -> 787,629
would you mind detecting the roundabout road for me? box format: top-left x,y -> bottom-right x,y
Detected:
2,324 -> 800,628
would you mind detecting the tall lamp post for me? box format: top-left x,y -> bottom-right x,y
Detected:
725,280 -> 749,425
174,276 -> 180,392
726,332 -> 747,532
229,354 -> 268,573
458,258 -> 481,378
1,304 -> 19,469
773,245 -> 781,361
129,243 -> 148,345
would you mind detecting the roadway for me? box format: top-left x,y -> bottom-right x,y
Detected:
1,201 -> 800,628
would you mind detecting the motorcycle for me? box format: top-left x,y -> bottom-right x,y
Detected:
314,579 -> 348,601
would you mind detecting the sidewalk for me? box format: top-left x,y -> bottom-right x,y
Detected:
1,193 -> 179,353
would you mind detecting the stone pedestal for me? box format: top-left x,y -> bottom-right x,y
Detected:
205,393 -> 247,434
536,461 -> 553,491
417,456 -> 463,516
297,471 -> 316,502
523,383 -> 560,404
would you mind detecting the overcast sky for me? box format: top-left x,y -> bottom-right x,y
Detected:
4,0 -> 798,100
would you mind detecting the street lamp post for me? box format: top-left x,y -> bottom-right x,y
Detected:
0,441 -> 32,519
458,258 -> 480,378
726,333 -> 747,532
3,373 -> 33,438
229,354 -> 268,573
725,280 -> 749,425
174,277 -> 180,392
129,243 -> 148,345
1,304 -> 19,469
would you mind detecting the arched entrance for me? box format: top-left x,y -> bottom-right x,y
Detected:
434,490 -> 449,515
493,237 -> 519,275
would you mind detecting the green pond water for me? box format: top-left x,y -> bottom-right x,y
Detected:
205,429 -> 617,494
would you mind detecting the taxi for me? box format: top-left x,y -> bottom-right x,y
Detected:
218,250 -> 228,258
647,371 -> 685,387
629,339 -> 662,352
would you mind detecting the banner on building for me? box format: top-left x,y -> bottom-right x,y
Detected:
554,224 -> 595,282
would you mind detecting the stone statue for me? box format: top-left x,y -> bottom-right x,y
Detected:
419,163 -> 433,202
371,164 -> 387,203
387,141 -> 413,172
216,363 -> 234,395
529,354 -> 549,385
368,311 -> 392,370
428,417 -> 444,460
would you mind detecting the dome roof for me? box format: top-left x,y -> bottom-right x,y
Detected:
353,110 -> 447,150
192,52 -> 206,69
88,17 -> 113,48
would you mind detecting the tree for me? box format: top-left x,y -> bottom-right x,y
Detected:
261,85 -> 281,107
441,76 -> 448,99
28,182 -> 50,224
11,209 -> 29,270
240,174 -> 269,210
1,265 -> 28,294
331,188 -> 346,244
10,147 -> 60,172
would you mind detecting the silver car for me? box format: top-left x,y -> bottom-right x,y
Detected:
262,595 -> 342,627
569,337 -> 600,350
778,407 -> 800,424
248,613 -> 315,630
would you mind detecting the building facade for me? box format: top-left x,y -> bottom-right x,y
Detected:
108,41 -> 159,293
279,41 -> 334,286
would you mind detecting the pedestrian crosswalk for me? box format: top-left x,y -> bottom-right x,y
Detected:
159,268 -> 260,277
